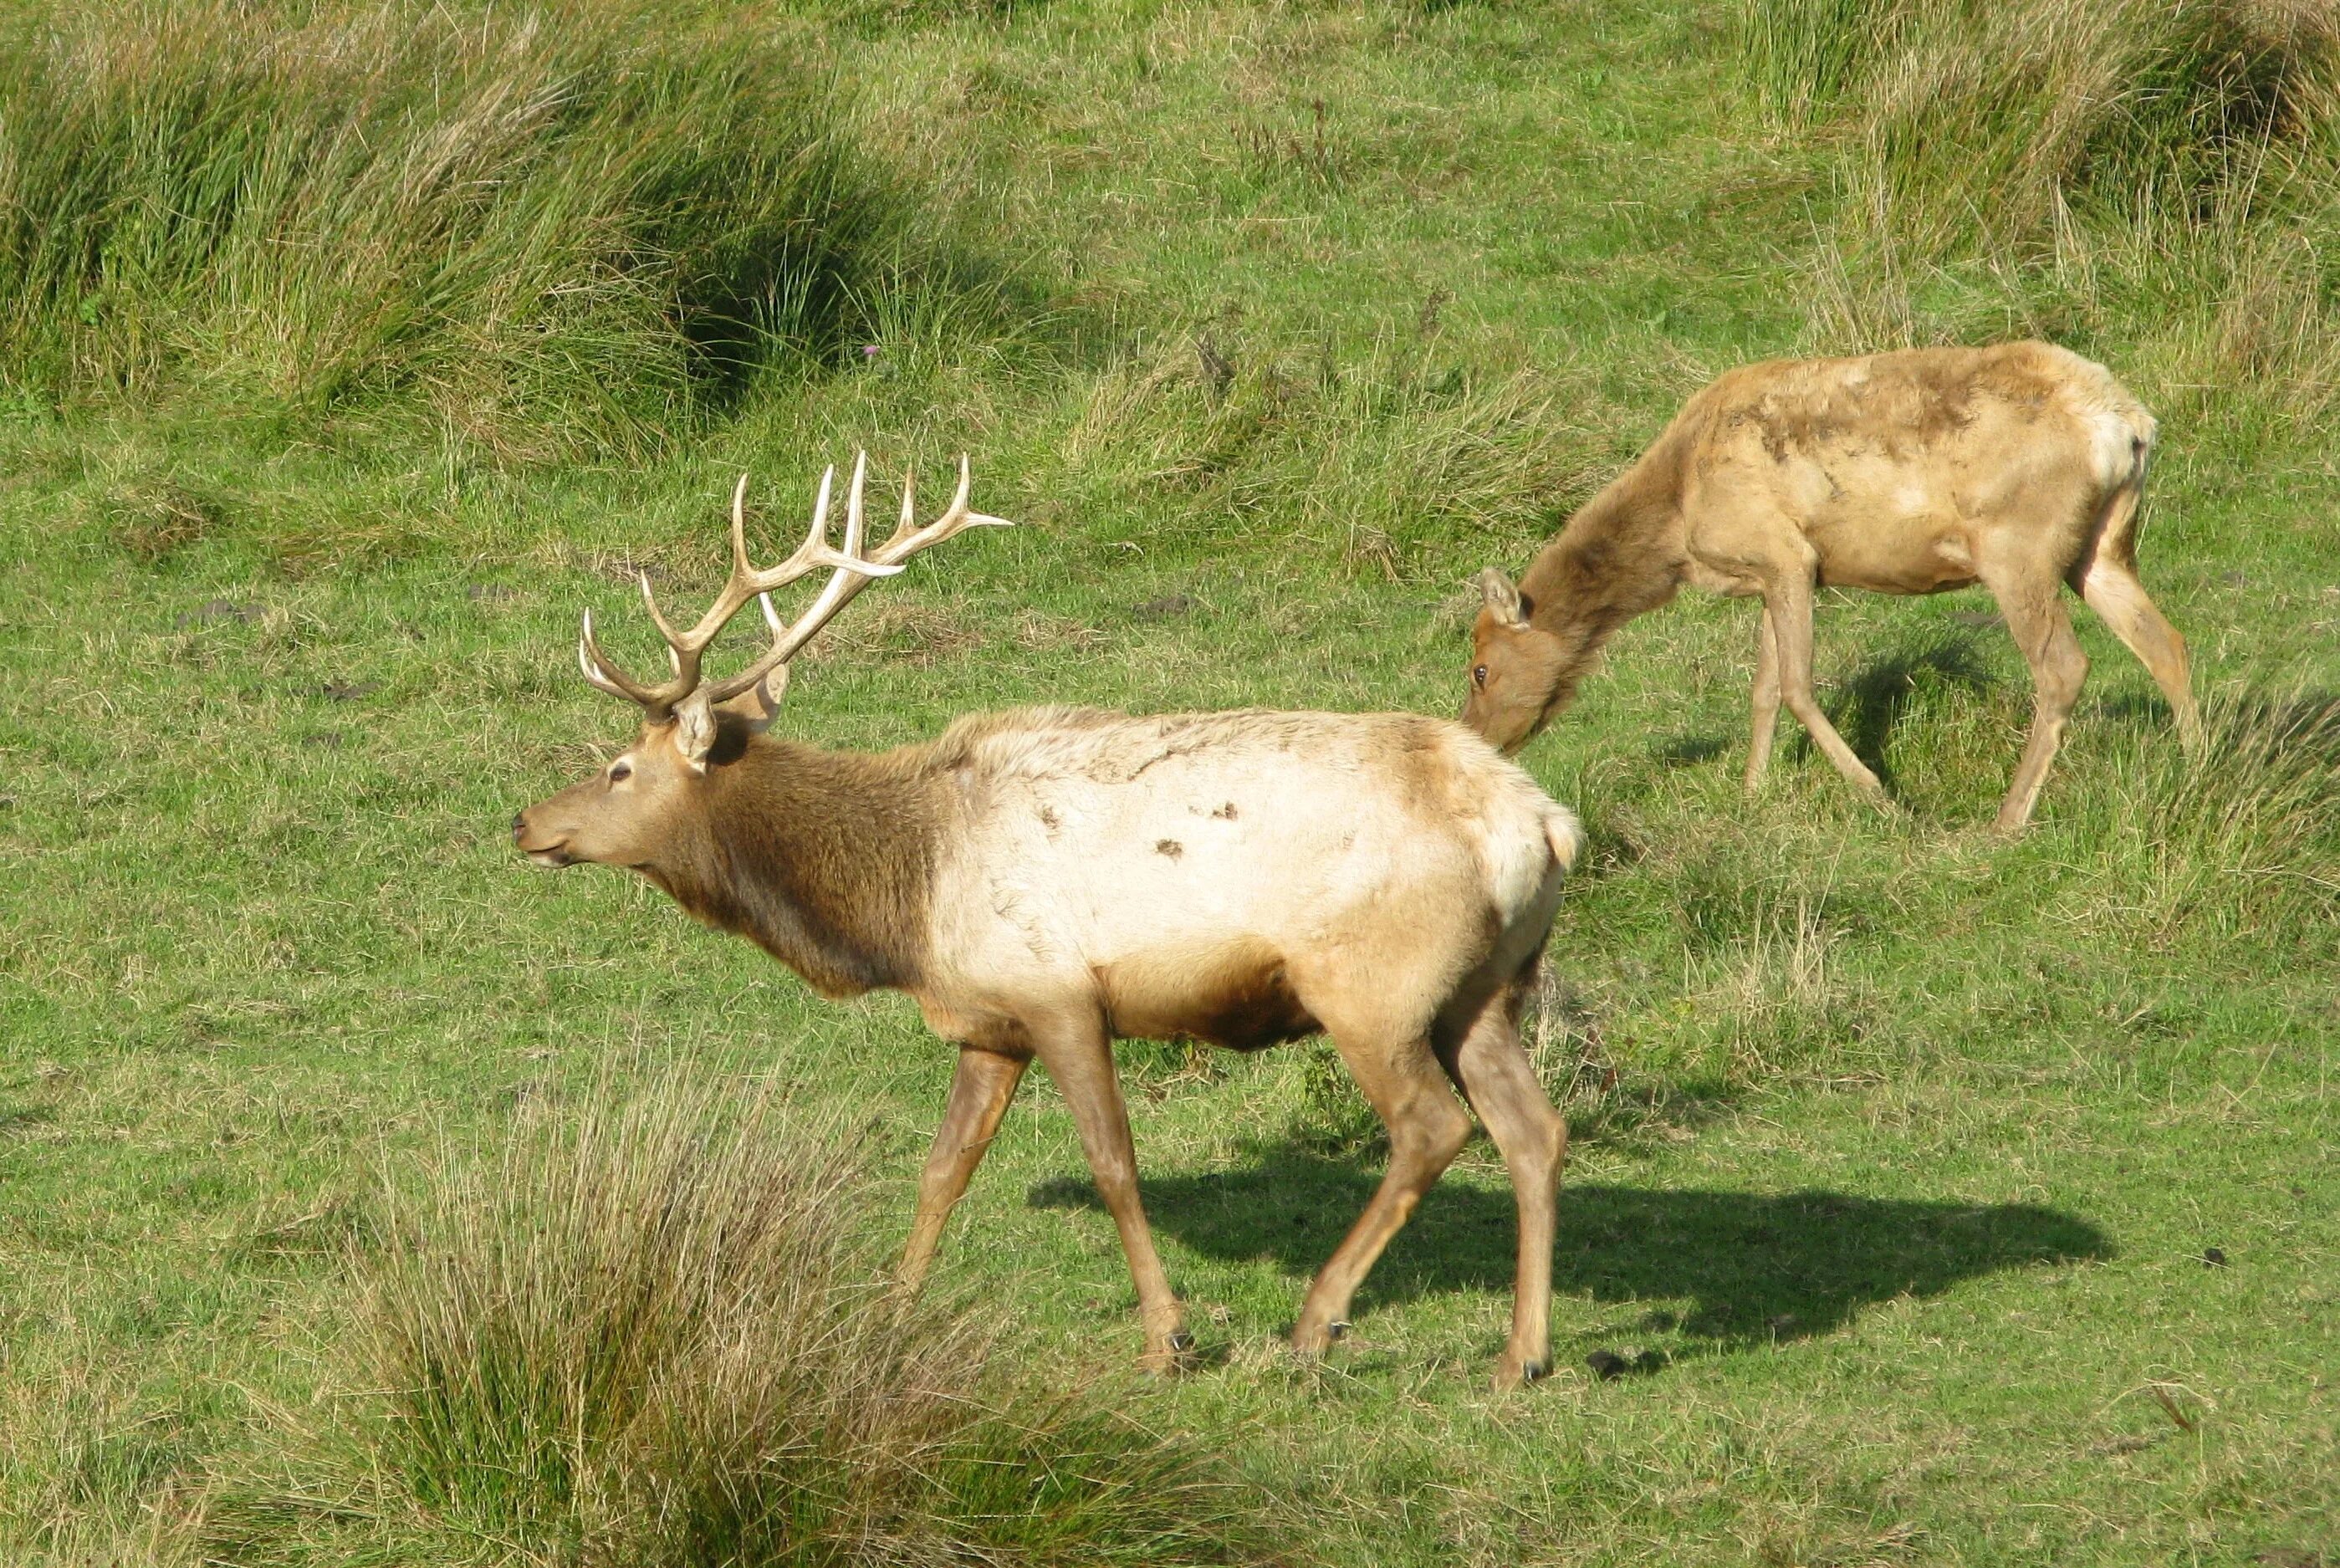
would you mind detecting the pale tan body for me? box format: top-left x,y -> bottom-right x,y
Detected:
904,708 -> 1582,1386
1468,343 -> 2201,830
513,457 -> 1587,1387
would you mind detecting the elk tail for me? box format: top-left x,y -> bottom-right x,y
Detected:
1544,807 -> 1586,876
2090,404 -> 2157,575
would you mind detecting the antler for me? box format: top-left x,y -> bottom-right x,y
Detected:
575,452 -> 1013,721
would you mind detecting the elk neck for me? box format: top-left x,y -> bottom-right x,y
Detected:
1517,422 -> 1697,687
648,733 -> 939,999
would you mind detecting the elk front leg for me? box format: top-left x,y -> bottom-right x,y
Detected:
1437,990 -> 1567,1390
1031,1013 -> 1189,1371
900,1044 -> 1029,1292
1745,605 -> 1783,792
1290,1027 -> 1474,1359
1983,561 -> 2089,834
1765,571 -> 1888,804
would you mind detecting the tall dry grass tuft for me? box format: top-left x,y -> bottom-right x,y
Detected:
2057,685 -> 2340,942
0,1 -> 994,461
209,1083 -> 1261,1567
1845,0 -> 2339,253
1747,0 -> 2339,174
1750,0 -> 2340,421
1740,0 -> 1908,124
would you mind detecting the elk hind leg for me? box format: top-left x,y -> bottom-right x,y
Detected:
1030,1011 -> 1189,1370
1984,561 -> 2090,834
2078,559 -> 2202,753
1289,1020 -> 1473,1356
899,1044 -> 1029,1292
1436,985 -> 1567,1389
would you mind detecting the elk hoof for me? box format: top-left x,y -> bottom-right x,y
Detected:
1327,1320 -> 1351,1342
1494,1355 -> 1549,1392
1141,1332 -> 1198,1376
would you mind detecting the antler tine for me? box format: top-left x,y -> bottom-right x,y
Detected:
843,449 -> 869,560
693,453 -> 1014,709
577,608 -> 672,707
636,571 -> 689,656
748,461 -> 842,646
872,454 -> 1014,566
779,464 -> 837,589
727,472 -> 756,583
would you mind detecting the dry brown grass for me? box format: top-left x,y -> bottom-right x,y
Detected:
203,1080 -> 1268,1567
1758,0 -> 2340,423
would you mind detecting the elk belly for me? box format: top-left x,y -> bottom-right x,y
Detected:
1093,938 -> 1320,1050
1806,503 -> 1978,595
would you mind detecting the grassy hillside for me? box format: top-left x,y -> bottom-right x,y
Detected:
2,2 -> 2335,1565
0,0 -> 1007,460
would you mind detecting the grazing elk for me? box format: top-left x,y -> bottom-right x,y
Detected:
1463,342 -> 2202,831
513,454 -> 1586,1388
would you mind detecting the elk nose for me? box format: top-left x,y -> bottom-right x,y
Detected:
510,812 -> 527,844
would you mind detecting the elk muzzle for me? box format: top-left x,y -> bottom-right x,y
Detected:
513,806 -> 575,867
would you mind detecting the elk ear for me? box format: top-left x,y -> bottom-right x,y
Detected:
672,696 -> 719,772
713,665 -> 789,735
1476,567 -> 1530,631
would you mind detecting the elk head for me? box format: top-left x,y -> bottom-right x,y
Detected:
1460,567 -> 1574,753
513,453 -> 1011,875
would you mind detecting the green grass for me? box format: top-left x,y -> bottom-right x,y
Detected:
0,0 -> 1004,462
197,1079 -> 1260,1566
3,2 -> 2338,1565
1743,0 -> 2340,430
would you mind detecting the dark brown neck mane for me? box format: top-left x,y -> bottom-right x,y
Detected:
1517,422 -> 1696,689
648,733 -> 940,998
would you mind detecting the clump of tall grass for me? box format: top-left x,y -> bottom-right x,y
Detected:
0,1 -> 994,461
2055,685 -> 2340,944
1742,0 -> 2340,156
1743,0 -> 2340,421
1849,0 -> 2337,253
211,1083 -> 1260,1567
1057,333 -> 1617,578
1740,0 -> 1910,123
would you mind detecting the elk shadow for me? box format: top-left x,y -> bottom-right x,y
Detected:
1820,635 -> 1997,788
1029,1145 -> 2109,1346
1653,733 -> 1729,768
2087,690 -> 2187,729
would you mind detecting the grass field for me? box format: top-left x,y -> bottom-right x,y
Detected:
3,1 -> 2337,1564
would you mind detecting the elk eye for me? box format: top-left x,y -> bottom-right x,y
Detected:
608,759 -> 633,784
1472,665 -> 1489,688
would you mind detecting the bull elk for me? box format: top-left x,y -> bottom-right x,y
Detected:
1463,342 -> 2202,831
513,454 -> 1586,1387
